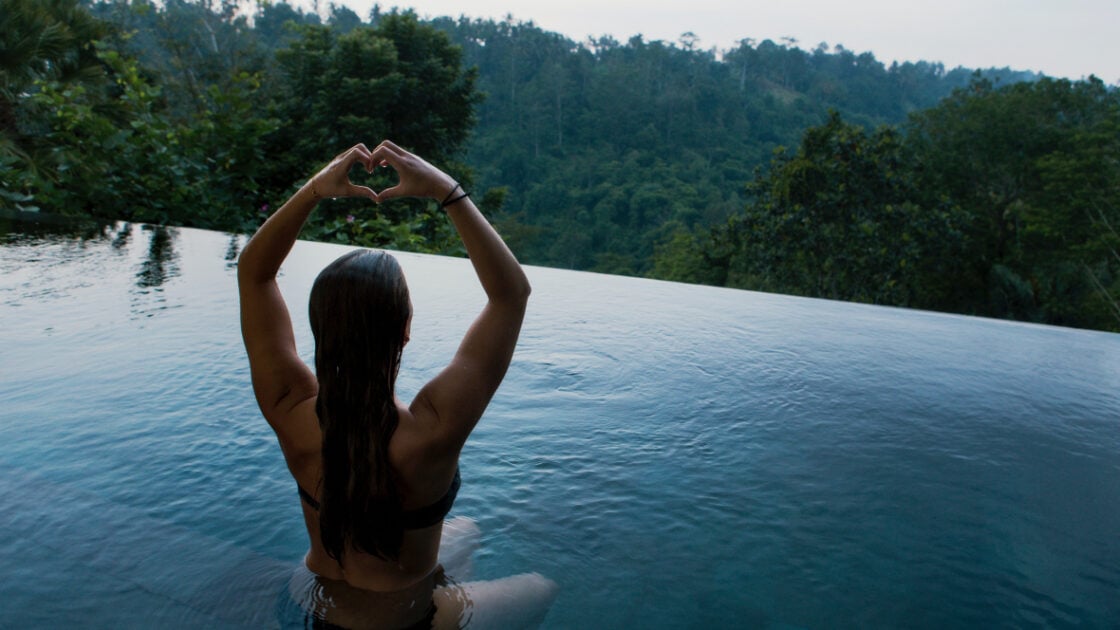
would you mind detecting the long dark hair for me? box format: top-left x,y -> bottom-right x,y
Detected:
309,249 -> 411,561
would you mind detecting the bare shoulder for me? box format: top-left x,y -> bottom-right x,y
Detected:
406,390 -> 458,454
275,396 -> 322,486
392,403 -> 459,502
396,400 -> 452,463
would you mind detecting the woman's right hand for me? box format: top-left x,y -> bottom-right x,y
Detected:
369,140 -> 459,203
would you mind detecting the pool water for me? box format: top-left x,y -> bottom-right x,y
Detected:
2,216 -> 1119,628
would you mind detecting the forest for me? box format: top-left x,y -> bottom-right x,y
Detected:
2,0 -> 1118,331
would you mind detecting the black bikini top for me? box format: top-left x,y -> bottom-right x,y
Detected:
297,467 -> 460,530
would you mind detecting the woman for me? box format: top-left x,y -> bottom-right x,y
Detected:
238,141 -> 555,628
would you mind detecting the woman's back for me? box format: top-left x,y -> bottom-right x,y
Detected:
287,398 -> 459,591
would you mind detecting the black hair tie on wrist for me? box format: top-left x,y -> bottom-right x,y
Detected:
440,183 -> 462,207
441,184 -> 470,208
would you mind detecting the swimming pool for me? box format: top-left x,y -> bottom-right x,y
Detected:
2,215 -> 1119,628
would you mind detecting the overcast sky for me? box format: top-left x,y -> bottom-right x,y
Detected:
297,0 -> 1120,83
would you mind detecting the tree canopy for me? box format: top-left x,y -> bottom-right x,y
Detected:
2,0 -> 480,249
660,78 -> 1120,330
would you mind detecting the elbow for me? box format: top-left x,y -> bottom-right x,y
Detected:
235,247 -> 252,285
236,240 -> 266,286
496,272 -> 531,307
513,272 -> 532,303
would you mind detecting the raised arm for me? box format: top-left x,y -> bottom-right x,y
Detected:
370,141 -> 531,451
238,145 -> 377,437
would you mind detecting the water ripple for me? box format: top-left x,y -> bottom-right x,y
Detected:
1,221 -> 1119,628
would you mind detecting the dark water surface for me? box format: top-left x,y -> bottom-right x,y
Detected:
1,217 -> 1118,628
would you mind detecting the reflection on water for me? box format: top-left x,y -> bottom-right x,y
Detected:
225,234 -> 243,269
135,225 -> 179,290
0,209 -> 114,244
0,212 -> 184,295
111,222 -> 131,250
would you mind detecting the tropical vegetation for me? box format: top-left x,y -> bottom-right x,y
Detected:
1,0 -> 1117,330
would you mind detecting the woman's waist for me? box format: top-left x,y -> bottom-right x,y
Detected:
287,561 -> 443,629
304,547 -> 441,593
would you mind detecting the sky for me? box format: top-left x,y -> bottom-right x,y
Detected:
295,0 -> 1120,83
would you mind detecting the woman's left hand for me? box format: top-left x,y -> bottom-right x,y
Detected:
307,144 -> 378,201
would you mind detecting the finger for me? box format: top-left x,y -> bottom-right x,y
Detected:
374,142 -> 413,168
376,184 -> 403,201
353,143 -> 374,169
369,148 -> 400,172
348,184 -> 377,200
345,145 -> 374,170
372,141 -> 403,159
350,146 -> 372,170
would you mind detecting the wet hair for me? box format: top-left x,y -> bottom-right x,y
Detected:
308,249 -> 411,561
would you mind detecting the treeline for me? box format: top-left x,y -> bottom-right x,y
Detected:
2,0 -> 1117,329
433,18 -> 1034,274
657,80 -> 1120,330
437,22 -> 1117,330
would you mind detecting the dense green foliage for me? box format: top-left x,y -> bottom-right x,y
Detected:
2,0 -> 479,250
2,0 -> 1117,330
431,19 -> 1032,274
661,79 -> 1120,330
908,78 -> 1120,327
655,112 -> 961,305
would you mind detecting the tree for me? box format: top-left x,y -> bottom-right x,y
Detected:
86,0 -> 271,120
26,42 -> 275,229
688,111 -> 962,306
907,76 -> 1120,328
1,0 -> 108,157
265,11 -> 482,251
